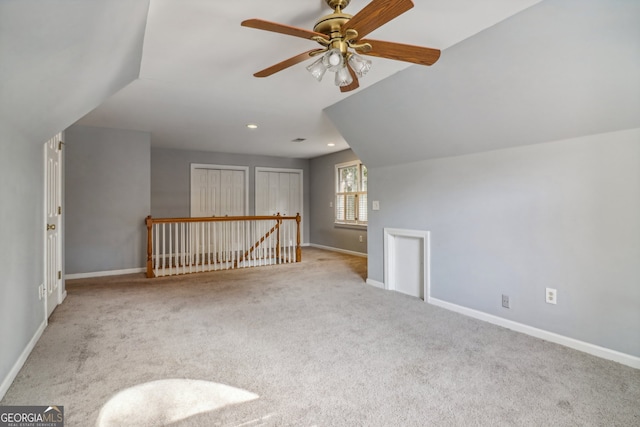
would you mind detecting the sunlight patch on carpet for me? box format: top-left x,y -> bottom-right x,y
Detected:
95,379 -> 259,426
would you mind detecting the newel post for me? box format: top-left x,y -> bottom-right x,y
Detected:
145,216 -> 155,278
295,213 -> 302,262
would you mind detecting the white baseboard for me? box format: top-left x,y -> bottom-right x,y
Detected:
366,278 -> 385,289
0,320 -> 47,400
428,297 -> 640,370
66,267 -> 145,280
308,243 -> 367,258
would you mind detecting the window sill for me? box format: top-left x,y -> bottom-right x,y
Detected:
334,222 -> 367,230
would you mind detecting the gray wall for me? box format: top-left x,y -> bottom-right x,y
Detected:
0,0 -> 148,396
65,126 -> 151,274
151,147 -> 311,242
367,129 -> 640,357
309,149 -> 368,254
0,127 -> 48,393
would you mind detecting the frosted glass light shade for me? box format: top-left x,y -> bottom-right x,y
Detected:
334,65 -> 353,87
306,56 -> 328,82
348,53 -> 372,77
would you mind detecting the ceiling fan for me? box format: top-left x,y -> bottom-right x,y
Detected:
241,0 -> 441,93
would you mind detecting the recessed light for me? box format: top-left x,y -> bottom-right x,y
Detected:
246,124 -> 258,129
327,143 -> 336,147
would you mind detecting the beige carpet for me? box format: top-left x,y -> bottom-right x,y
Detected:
2,248 -> 639,426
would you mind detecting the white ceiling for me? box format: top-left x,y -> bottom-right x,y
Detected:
76,0 -> 542,159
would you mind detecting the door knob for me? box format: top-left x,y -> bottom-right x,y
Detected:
47,224 -> 56,231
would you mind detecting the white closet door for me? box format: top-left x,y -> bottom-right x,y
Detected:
255,168 -> 303,245
277,172 -> 290,215
287,172 -> 301,217
209,169 -> 221,216
191,169 -> 222,217
256,171 -> 269,216
230,170 -> 245,216
255,169 -> 302,218
268,172 -> 280,215
191,167 -> 245,217
220,170 -> 233,216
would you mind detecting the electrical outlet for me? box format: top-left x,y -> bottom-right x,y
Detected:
359,235 -> 363,242
502,294 -> 510,309
546,288 -> 557,304
38,284 -> 44,300
329,201 -> 333,208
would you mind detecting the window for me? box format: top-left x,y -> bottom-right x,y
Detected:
335,161 -> 367,225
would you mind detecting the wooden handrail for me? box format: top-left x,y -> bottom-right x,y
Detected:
146,214 -> 298,224
145,213 -> 302,278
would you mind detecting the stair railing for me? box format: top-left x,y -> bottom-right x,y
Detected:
145,213 -> 301,278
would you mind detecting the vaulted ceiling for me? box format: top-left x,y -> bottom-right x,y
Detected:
73,0 -> 544,159
327,0 -> 640,167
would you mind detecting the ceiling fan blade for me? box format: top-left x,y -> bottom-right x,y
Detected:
360,39 -> 440,66
254,49 -> 325,78
340,66 -> 360,93
241,19 -> 328,41
342,0 -> 414,40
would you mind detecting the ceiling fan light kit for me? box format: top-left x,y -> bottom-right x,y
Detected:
348,53 -> 372,77
241,0 -> 441,93
335,65 -> 354,87
306,48 -> 354,85
306,56 -> 329,82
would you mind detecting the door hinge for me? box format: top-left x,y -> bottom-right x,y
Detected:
58,206 -> 62,215
58,271 -> 62,280
58,140 -> 65,151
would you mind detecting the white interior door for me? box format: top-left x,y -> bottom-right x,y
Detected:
190,165 -> 248,255
45,134 -> 62,318
191,166 -> 247,217
255,169 -> 302,217
256,167 -> 303,251
221,169 -> 245,216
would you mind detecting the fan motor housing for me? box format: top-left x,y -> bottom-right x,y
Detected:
314,13 -> 352,36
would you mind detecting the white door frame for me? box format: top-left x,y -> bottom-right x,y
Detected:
190,164 -> 249,217
384,228 -> 430,301
255,166 -> 304,240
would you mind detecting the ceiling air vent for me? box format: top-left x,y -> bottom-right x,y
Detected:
291,138 -> 306,143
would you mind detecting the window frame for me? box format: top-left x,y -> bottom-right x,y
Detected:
335,160 -> 367,226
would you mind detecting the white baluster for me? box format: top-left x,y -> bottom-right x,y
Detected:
154,224 -> 158,274
178,223 -> 181,273
213,221 -> 218,271
161,223 -> 166,275
199,221 -> 204,272
230,220 -> 235,269
288,219 -> 291,262
206,222 -> 210,271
